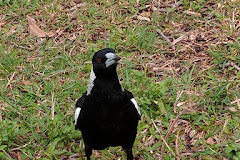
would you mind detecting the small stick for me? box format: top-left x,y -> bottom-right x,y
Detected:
151,119 -> 176,159
69,2 -> 87,11
13,44 -> 34,51
158,1 -> 182,8
157,1 -> 181,12
183,10 -> 201,17
156,29 -> 175,49
235,138 -> 240,143
158,9 -> 168,13
17,151 -> 22,160
11,141 -> 31,151
172,34 -> 186,46
1,149 -> 12,159
234,96 -> 240,109
68,153 -> 81,159
175,130 -> 181,160
160,110 -> 185,160
230,62 -> 240,71
219,119 -> 228,142
174,90 -> 184,113
230,98 -> 240,104
5,72 -> 16,88
172,1 -> 182,8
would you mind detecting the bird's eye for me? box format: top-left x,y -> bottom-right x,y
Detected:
97,59 -> 102,63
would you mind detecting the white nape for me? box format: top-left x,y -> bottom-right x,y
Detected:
130,98 -> 141,116
105,52 -> 115,59
86,66 -> 96,96
75,107 -> 81,125
118,76 -> 124,91
105,52 -> 117,68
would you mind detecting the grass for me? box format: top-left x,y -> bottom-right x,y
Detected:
0,0 -> 240,159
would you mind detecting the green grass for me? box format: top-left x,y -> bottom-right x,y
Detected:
0,0 -> 240,159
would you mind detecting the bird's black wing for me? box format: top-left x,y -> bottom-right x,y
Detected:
75,92 -> 86,130
124,90 -> 141,120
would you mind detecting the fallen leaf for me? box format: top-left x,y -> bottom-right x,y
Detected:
206,137 -> 215,144
59,155 -> 68,160
17,151 -> 22,160
185,133 -> 192,148
19,87 -> 27,93
0,100 -> 8,109
21,80 -> 31,85
228,107 -> 237,112
27,15 -> 54,37
176,102 -> 185,107
183,10 -> 202,17
7,24 -> 18,36
152,5 -> 158,11
137,15 -> 151,22
172,34 -> 186,45
68,2 -> 87,11
140,11 -> 150,17
68,153 -> 81,159
0,22 -> 4,30
68,33 -> 76,40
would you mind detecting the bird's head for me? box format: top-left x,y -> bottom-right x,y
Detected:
92,48 -> 121,77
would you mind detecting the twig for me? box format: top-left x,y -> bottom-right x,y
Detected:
172,34 -> 186,46
230,97 -> 240,104
69,2 -> 87,11
174,90 -> 184,113
233,96 -> 240,109
156,29 -> 175,49
17,151 -> 22,160
208,146 -> 216,153
175,130 -> 181,160
1,149 -> 12,159
151,119 -> 176,159
11,146 -> 32,158
158,9 -> 168,13
219,119 -> 228,141
235,138 -> 240,143
183,10 -> 201,17
172,1 -> 182,8
230,62 -> 240,71
157,1 -> 182,8
69,153 -> 81,159
44,68 -> 78,79
160,110 -> 185,160
13,44 -> 34,51
5,72 -> 16,88
11,141 -> 31,151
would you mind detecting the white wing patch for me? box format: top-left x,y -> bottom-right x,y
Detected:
75,107 -> 81,125
86,67 -> 96,96
130,98 -> 141,116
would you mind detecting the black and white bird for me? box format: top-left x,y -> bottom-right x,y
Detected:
75,48 -> 141,160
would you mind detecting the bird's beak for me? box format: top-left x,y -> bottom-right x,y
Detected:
105,53 -> 121,67
113,55 -> 121,62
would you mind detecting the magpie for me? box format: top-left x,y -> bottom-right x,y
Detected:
75,48 -> 141,160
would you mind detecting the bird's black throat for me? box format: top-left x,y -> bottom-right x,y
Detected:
93,63 -> 119,80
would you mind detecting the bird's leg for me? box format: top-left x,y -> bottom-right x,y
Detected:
124,148 -> 133,160
85,145 -> 92,160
